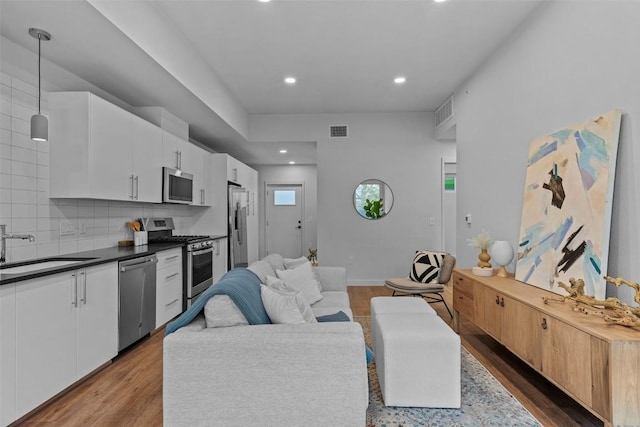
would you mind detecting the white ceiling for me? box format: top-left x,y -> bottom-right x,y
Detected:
0,0 -> 544,165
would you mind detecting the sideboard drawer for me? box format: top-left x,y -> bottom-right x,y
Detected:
453,273 -> 475,319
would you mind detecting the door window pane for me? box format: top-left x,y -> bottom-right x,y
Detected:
274,190 -> 296,206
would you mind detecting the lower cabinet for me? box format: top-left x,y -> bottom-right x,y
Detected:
212,238 -> 228,284
10,263 -> 118,422
0,284 -> 17,427
452,269 -> 640,427
156,248 -> 183,328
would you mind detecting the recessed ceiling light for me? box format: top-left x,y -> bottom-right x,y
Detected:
394,76 -> 407,84
434,0 -> 448,3
279,149 -> 287,154
258,0 -> 271,3
289,161 -> 296,165
284,76 -> 297,85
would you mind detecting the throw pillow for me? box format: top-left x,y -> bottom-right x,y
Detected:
247,259 -> 276,284
263,253 -> 285,272
266,275 -> 317,323
276,261 -> 324,305
260,285 -> 310,324
284,256 -> 309,269
408,250 -> 447,284
204,295 -> 249,328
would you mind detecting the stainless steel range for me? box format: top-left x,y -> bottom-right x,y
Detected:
141,217 -> 214,309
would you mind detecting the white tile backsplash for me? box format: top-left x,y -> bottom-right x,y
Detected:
0,74 -> 203,263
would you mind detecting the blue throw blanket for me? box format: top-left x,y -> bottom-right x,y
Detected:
165,268 -> 270,335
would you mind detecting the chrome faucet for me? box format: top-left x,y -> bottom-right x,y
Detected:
0,224 -> 36,264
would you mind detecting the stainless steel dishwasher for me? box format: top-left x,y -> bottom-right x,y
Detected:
118,254 -> 158,352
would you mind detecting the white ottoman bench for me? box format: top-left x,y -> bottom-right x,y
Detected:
370,296 -> 437,347
371,299 -> 460,408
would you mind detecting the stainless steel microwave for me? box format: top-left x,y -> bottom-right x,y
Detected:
163,167 -> 193,204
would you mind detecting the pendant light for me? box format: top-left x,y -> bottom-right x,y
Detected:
29,28 -> 51,142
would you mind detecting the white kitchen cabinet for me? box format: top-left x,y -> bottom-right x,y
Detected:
131,116 -> 163,203
49,92 -> 162,202
76,263 -> 119,379
13,263 -> 118,421
212,238 -> 228,283
0,284 -> 16,427
155,248 -> 183,329
162,130 -> 212,206
162,130 -> 182,170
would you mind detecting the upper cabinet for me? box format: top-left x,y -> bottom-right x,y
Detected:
161,130 -> 211,206
49,92 -> 210,205
49,92 -> 162,202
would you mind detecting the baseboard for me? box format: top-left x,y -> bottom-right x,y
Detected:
347,280 -> 386,286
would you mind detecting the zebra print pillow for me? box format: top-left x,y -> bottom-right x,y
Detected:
408,251 -> 447,283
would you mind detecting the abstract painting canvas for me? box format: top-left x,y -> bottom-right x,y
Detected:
515,110 -> 622,299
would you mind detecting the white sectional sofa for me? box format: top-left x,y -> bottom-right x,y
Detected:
163,254 -> 368,427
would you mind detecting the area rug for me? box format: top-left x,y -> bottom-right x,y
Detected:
354,316 -> 542,427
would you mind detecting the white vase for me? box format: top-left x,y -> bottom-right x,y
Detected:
490,240 -> 514,278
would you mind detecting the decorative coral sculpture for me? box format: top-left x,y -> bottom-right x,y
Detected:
542,276 -> 640,329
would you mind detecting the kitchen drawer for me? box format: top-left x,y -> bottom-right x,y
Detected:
156,248 -> 182,271
156,266 -> 182,328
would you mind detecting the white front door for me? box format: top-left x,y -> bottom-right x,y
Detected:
265,184 -> 303,258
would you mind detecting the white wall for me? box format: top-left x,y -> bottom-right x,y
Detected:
253,164 -> 317,259
454,1 -> 640,304
251,112 -> 456,284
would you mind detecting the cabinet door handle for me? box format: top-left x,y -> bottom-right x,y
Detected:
495,296 -> 500,305
165,255 -> 179,261
166,298 -> 179,307
500,297 -> 504,307
71,272 -> 78,307
134,176 -> 139,200
79,270 -> 86,304
166,272 -> 179,280
129,175 -> 135,199
541,318 -> 548,330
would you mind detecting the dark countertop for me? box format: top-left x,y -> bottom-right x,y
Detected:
0,242 -> 185,286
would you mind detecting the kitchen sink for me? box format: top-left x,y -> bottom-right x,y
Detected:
0,258 -> 96,275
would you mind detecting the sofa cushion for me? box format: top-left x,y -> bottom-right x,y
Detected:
247,259 -> 275,284
260,285 -> 307,324
284,256 -> 309,269
408,250 -> 447,284
263,253 -> 285,272
204,295 -> 249,328
311,291 -> 349,309
276,262 -> 323,305
265,275 -> 317,323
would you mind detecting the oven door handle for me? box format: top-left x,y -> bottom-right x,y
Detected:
191,247 -> 214,256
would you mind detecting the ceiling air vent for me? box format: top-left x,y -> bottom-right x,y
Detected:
330,125 -> 348,138
435,95 -> 454,129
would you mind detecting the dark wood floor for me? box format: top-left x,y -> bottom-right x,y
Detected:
16,285 -> 603,426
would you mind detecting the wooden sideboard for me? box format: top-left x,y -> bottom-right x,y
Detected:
452,269 -> 640,427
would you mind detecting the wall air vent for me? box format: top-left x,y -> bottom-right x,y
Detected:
330,125 -> 348,138
435,95 -> 454,129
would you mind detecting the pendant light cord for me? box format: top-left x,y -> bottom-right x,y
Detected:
38,35 -> 41,114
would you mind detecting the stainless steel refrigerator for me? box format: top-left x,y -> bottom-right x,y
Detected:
228,184 -> 248,268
